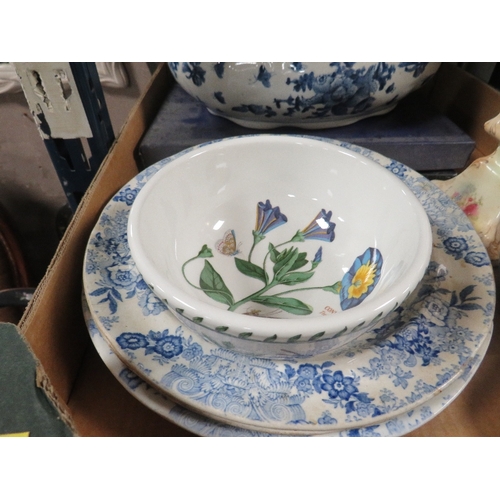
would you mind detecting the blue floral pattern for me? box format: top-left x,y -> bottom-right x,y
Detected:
168,63 -> 440,128
84,297 -> 491,437
83,136 -> 495,434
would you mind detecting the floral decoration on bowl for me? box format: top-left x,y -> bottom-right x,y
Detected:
127,135 -> 433,358
182,199 -> 383,318
168,62 -> 441,129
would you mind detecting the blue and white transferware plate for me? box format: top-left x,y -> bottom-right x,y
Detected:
83,137 -> 495,434
83,293 -> 492,437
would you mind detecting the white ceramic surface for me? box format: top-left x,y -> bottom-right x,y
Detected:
168,63 -> 441,129
83,139 -> 495,435
128,135 -> 433,358
82,293 -> 492,437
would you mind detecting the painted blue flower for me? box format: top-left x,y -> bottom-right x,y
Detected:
297,363 -> 318,379
321,370 -> 359,401
421,295 -> 449,326
387,160 -> 407,178
138,290 -> 164,316
413,341 -> 441,367
182,62 -> 206,86
92,231 -> 127,259
119,368 -> 145,389
182,342 -> 203,361
254,200 -> 288,238
317,411 -> 337,425
113,187 -> 139,206
168,62 -> 179,77
442,236 -> 468,259
295,210 -> 336,242
117,332 -> 148,350
152,334 -> 184,359
398,62 -> 429,78
340,247 -> 383,310
294,364 -> 319,393
464,251 -> 489,267
85,256 -> 99,275
294,377 -> 314,394
392,366 -> 413,389
388,319 -> 440,367
106,264 -> 139,289
257,65 -> 272,87
232,104 -> 277,118
346,426 -> 381,437
214,62 -> 225,78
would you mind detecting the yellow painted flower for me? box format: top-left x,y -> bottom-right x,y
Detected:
347,262 -> 378,299
340,247 -> 383,310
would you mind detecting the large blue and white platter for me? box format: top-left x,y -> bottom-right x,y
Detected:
83,293 -> 492,437
83,137 -> 496,434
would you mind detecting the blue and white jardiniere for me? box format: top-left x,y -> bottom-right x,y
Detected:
169,62 -> 441,129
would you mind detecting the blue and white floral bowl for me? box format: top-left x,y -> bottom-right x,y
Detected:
168,62 -> 441,129
127,135 -> 433,358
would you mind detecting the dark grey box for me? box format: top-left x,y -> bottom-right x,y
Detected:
138,84 -> 475,173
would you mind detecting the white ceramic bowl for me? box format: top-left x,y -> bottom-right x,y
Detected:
168,62 -> 441,129
128,135 -> 432,358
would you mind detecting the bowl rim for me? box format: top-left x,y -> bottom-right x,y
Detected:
127,134 -> 433,341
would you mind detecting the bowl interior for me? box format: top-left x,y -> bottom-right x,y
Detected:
129,136 -> 431,331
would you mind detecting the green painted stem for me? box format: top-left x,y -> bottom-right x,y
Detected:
248,241 -> 257,263
227,280 -> 278,312
182,256 -> 203,291
274,286 -> 325,297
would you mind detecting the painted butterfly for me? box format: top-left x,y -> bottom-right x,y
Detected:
216,229 -> 241,256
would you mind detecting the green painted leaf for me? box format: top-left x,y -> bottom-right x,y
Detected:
273,248 -> 299,279
309,331 -> 325,341
279,271 -> 314,285
367,311 -> 384,326
390,302 -> 399,313
289,252 -> 308,271
268,243 -> 279,263
263,334 -> 277,342
193,317 -> 203,323
350,322 -> 365,333
333,326 -> 348,338
238,332 -> 253,339
215,326 -> 229,332
175,308 -> 184,314
287,334 -> 302,343
253,295 -> 313,315
199,260 -> 234,306
234,258 -> 267,283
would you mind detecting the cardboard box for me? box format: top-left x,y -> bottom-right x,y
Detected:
17,63 -> 500,436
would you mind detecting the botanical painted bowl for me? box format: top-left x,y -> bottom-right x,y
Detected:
168,62 -> 441,129
127,135 -> 433,358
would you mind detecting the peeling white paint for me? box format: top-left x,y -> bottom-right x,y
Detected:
13,63 -> 93,140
